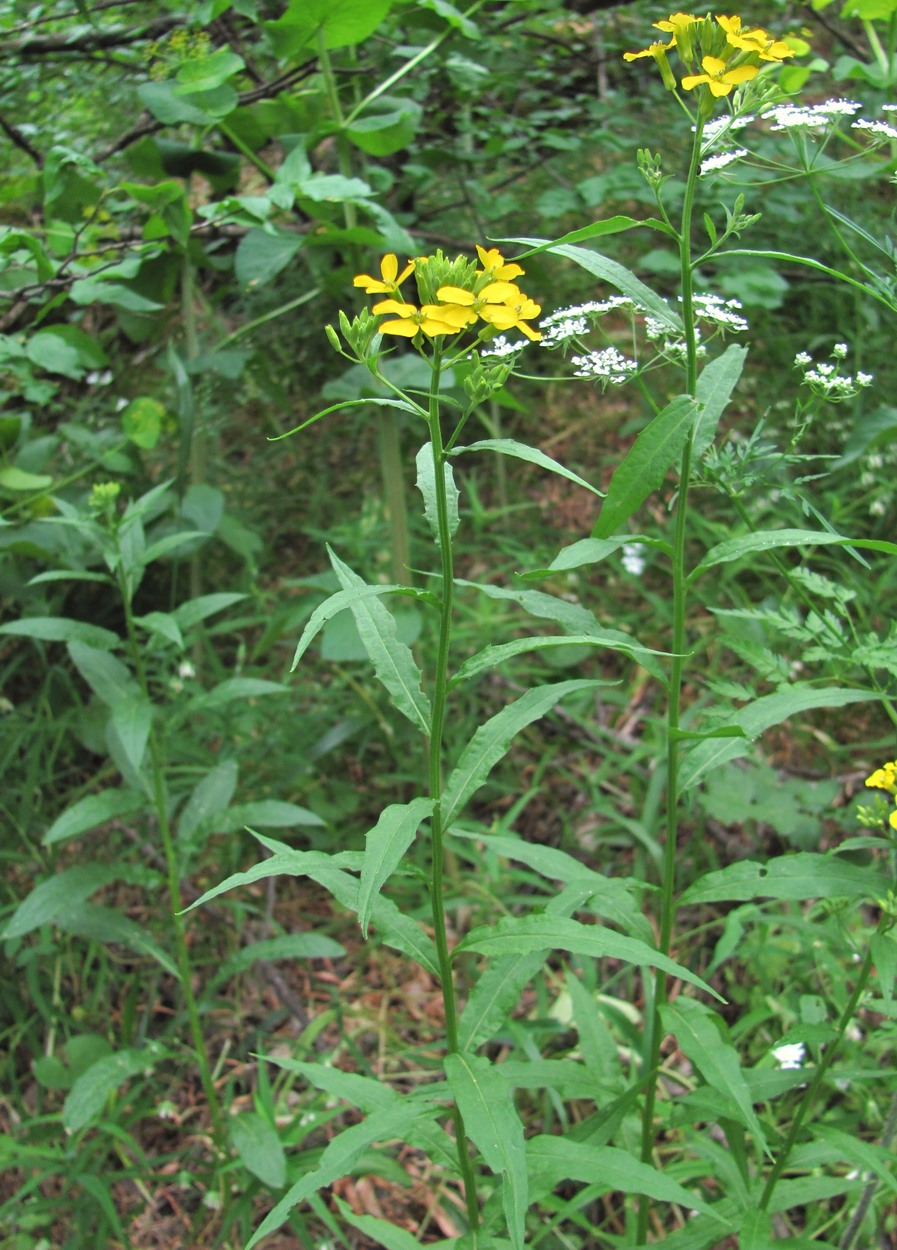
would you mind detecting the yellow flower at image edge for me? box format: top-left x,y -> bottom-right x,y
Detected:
372,298 -> 475,339
864,760 -> 897,830
353,253 -> 415,296
682,54 -> 758,97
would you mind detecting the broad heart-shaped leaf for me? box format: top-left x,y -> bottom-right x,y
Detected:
661,998 -> 769,1157
235,227 -> 303,289
692,527 -> 897,578
245,1100 -> 431,1249
265,0 -> 394,56
44,788 -> 146,846
506,239 -> 681,331
679,851 -> 889,907
358,798 -> 434,936
679,685 -> 878,789
440,680 -> 599,829
692,344 -> 747,458
445,1053 -> 528,1250
63,1042 -> 167,1133
593,395 -> 698,539
416,442 -> 459,546
291,578 -> 432,670
450,438 -> 603,497
525,1136 -> 725,1222
229,1112 -> 286,1189
329,548 -> 431,736
455,914 -> 723,1001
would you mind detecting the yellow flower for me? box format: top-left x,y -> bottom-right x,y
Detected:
717,16 -> 793,61
353,253 -> 415,296
682,54 -> 758,96
437,280 -> 522,317
476,246 -> 525,282
865,761 -> 897,795
372,298 -> 474,339
479,291 -> 542,341
624,36 -> 675,62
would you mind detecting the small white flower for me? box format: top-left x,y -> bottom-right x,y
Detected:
766,99 -> 861,131
794,351 -> 812,365
832,342 -> 848,358
870,498 -> 887,516
539,315 -> 589,345
700,148 -> 747,176
570,346 -> 638,386
480,335 -> 526,359
178,661 -> 196,680
772,1042 -> 806,1070
853,118 -> 897,141
621,542 -> 646,576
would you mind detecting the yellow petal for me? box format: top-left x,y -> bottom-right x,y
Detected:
373,298 -> 415,316
380,320 -> 420,337
437,285 -> 476,306
380,253 -> 398,283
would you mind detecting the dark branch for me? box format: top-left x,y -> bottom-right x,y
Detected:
0,112 -> 44,167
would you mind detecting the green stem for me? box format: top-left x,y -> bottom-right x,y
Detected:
636,112 -> 704,1247
425,347 -> 480,1235
759,927 -> 884,1212
115,548 -> 225,1155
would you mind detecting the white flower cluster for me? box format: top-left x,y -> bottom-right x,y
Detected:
539,315 -> 589,345
765,98 -> 861,131
644,316 -> 705,362
700,113 -> 755,151
621,542 -> 646,576
852,117 -> 897,142
570,346 -> 638,385
540,296 -> 640,346
772,1042 -> 806,1070
794,346 -> 873,401
479,335 -> 526,359
689,293 -> 749,333
700,148 -> 747,176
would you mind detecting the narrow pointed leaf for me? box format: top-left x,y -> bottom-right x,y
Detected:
680,851 -> 888,906
452,633 -> 664,686
455,914 -> 722,1000
594,395 -> 698,538
245,1102 -> 429,1249
451,438 -> 602,496
291,580 -> 429,669
692,344 -> 747,458
44,789 -> 146,846
662,998 -> 769,1156
693,527 -> 897,577
445,1052 -> 527,1250
458,952 -> 545,1050
328,548 -> 432,735
441,680 -> 598,829
416,442 -> 459,545
358,798 -> 434,936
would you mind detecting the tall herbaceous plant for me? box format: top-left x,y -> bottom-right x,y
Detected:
193,13 -> 897,1249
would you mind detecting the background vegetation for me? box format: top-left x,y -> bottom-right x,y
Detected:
1,0 -> 896,1247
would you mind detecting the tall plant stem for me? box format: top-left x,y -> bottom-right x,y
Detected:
636,113 -> 705,1247
425,348 -> 481,1234
116,557 -> 225,1156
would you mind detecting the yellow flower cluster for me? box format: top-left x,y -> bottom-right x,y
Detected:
624,12 -> 794,100
865,760 -> 897,830
353,246 -> 542,342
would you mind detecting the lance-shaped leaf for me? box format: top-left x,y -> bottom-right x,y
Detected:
246,1100 -> 430,1249
679,685 -> 878,790
593,395 -> 698,539
458,951 -> 546,1051
692,344 -> 747,458
525,1136 -> 726,1221
291,577 -> 433,670
445,1052 -> 528,1250
506,239 -> 681,331
416,442 -> 459,545
329,549 -> 431,735
692,527 -> 897,578
451,438 -> 603,496
454,914 -> 722,1000
680,851 -> 889,907
451,633 -> 665,687
441,680 -> 598,829
358,798 -> 434,936
662,998 -> 769,1157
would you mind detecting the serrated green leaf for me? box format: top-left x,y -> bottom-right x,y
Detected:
358,798 -> 434,936
594,395 -> 698,538
525,1136 -> 725,1220
329,549 -> 431,735
291,579 -> 428,669
441,680 -> 597,829
245,1100 -> 428,1249
458,952 -> 545,1051
680,851 -> 888,906
451,438 -> 602,496
314,866 -> 439,978
416,441 -> 459,545
2,864 -> 120,940
692,344 -> 747,458
445,1053 -> 527,1250
693,527 -> 897,576
451,633 -> 662,686
229,1112 -> 286,1188
662,998 -> 769,1156
680,686 -> 878,789
183,848 -> 361,912
455,914 -> 722,1000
